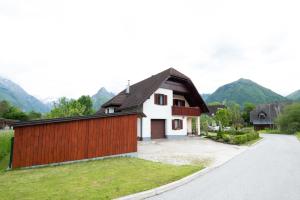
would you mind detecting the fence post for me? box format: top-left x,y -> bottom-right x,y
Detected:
8,137 -> 14,169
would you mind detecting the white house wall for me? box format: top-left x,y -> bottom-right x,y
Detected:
187,118 -> 193,133
141,88 -> 188,139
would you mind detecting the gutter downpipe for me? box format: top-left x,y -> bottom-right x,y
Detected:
140,117 -> 143,141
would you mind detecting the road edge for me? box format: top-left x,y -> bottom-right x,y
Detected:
115,137 -> 265,200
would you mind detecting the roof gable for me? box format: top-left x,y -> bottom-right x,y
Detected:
100,68 -> 209,113
250,103 -> 284,124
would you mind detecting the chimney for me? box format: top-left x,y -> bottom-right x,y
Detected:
126,80 -> 130,94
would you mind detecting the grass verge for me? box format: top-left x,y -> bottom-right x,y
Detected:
258,129 -> 290,134
0,157 -> 204,200
242,137 -> 263,146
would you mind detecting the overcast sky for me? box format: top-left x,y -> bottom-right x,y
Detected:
0,0 -> 299,100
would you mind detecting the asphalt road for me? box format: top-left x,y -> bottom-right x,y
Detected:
149,134 -> 300,200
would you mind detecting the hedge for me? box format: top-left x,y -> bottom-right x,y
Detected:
207,131 -> 259,145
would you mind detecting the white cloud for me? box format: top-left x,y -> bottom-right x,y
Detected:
0,0 -> 299,99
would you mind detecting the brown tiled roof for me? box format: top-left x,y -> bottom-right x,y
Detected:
100,68 -> 209,113
250,103 -> 284,125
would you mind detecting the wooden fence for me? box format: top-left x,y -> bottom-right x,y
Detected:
12,113 -> 138,169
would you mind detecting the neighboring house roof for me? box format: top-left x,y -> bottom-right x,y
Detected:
0,118 -> 18,128
251,119 -> 273,125
12,111 -> 145,128
207,105 -> 227,116
99,68 -> 209,113
0,118 -> 18,124
250,103 -> 284,125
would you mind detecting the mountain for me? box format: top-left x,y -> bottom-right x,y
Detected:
286,90 -> 300,101
201,93 -> 210,101
206,78 -> 287,106
0,77 -> 50,113
92,87 -> 115,110
41,97 -> 59,110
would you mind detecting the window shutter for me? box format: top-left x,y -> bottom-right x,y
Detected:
154,94 -> 158,104
179,120 -> 183,129
164,95 -> 167,105
172,120 -> 175,130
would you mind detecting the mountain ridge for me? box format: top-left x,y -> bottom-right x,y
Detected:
0,76 -> 50,113
92,87 -> 115,110
286,90 -> 300,101
206,78 -> 288,105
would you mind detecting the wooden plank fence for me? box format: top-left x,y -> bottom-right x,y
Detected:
12,113 -> 138,169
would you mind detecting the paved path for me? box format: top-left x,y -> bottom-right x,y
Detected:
149,134 -> 300,200
138,137 -> 248,166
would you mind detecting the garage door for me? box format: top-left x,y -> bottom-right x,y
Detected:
151,119 -> 166,139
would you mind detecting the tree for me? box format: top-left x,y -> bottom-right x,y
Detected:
226,101 -> 243,130
77,95 -> 94,115
3,106 -> 29,121
0,100 -> 29,121
242,102 -> 255,125
28,111 -> 42,120
200,115 -> 214,135
277,103 -> 300,134
0,100 -> 10,117
208,102 -> 223,106
47,96 -> 94,118
214,108 -> 230,129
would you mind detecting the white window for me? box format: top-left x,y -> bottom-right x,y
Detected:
105,107 -> 115,114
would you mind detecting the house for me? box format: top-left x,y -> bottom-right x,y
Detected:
207,105 -> 227,117
99,68 -> 209,140
0,118 -> 17,130
250,103 -> 284,130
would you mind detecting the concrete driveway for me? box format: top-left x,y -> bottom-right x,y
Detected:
148,134 -> 300,200
138,137 -> 249,167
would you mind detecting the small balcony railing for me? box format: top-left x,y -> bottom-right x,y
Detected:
172,106 -> 201,116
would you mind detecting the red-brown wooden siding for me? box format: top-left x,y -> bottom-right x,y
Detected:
172,106 -> 201,116
12,114 -> 137,169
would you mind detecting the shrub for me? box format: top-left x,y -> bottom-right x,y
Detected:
222,134 -> 231,143
297,132 -> 300,141
287,122 -> 300,134
211,136 -> 218,140
232,135 -> 247,144
240,135 -> 248,144
217,131 -> 224,139
277,103 -> 300,134
0,131 -> 14,161
208,130 -> 259,145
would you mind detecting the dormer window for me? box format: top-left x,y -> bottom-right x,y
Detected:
154,94 -> 167,105
258,112 -> 267,120
105,107 -> 115,114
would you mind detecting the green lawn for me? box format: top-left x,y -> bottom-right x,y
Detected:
0,157 -> 204,200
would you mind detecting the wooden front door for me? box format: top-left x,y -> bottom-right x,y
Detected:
151,119 -> 166,139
